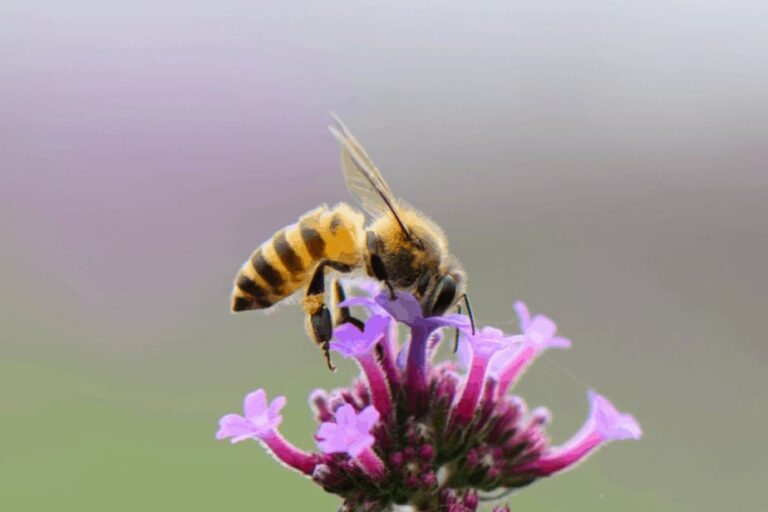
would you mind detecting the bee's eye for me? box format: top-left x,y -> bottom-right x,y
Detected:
416,273 -> 431,297
370,253 -> 388,282
431,275 -> 456,316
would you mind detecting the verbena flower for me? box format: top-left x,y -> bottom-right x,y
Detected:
216,283 -> 642,511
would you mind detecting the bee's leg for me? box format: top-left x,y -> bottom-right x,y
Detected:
304,262 -> 335,371
332,279 -> 365,330
367,232 -> 396,300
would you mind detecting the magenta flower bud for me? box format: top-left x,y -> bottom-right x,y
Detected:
419,444 -> 435,461
308,388 -> 334,423
316,404 -> 386,480
514,391 -> 642,476
216,389 -> 316,475
390,451 -> 404,468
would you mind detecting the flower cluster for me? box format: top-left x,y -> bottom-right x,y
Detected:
217,283 -> 642,511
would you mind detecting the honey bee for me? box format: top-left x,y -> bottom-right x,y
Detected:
231,116 -> 474,369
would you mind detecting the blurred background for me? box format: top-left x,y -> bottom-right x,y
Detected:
2,1 -> 766,510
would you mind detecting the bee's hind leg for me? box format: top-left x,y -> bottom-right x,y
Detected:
333,279 -> 365,330
304,262 -> 335,371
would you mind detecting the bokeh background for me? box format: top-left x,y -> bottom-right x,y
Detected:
2,1 -> 767,510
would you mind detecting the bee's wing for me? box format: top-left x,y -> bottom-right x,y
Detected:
329,115 -> 412,239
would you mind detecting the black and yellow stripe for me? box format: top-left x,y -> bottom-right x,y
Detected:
231,204 -> 365,312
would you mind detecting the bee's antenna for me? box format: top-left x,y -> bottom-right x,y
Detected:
453,304 -> 463,353
463,293 -> 476,334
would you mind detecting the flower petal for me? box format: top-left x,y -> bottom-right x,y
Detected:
333,322 -> 364,342
589,391 -> 643,441
528,315 -> 557,342
216,414 -> 250,440
244,389 -> 267,419
376,292 -> 422,324
316,422 -> 341,443
514,301 -> 531,331
550,336 -> 572,349
268,396 -> 287,421
334,404 -> 357,426
428,313 -> 471,330
355,406 -> 381,432
347,434 -> 375,458
365,314 -> 391,339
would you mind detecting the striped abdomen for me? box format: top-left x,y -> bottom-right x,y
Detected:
231,203 -> 366,312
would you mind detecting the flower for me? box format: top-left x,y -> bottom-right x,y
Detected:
217,283 -> 642,511
316,404 -> 386,480
330,314 -> 390,358
216,389 -> 316,475
316,404 -> 380,457
215,388 -> 285,443
495,301 -> 572,397
452,327 -> 521,425
515,300 -> 572,350
330,315 -> 393,417
512,391 -> 642,476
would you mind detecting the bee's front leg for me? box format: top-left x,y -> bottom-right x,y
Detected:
304,262 -> 335,371
332,279 -> 365,330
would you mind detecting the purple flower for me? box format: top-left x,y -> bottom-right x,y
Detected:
515,301 -> 572,350
513,391 -> 642,476
453,327 -> 521,424
367,291 -> 471,414
316,404 -> 379,457
375,291 -> 469,331
330,315 -> 393,418
316,404 -> 386,479
216,389 -> 316,475
496,301 -> 572,397
217,284 -> 642,511
216,389 -> 285,443
330,314 -> 390,358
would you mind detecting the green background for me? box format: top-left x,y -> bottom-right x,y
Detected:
2,1 -> 766,510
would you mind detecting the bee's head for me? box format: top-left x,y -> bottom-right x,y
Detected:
414,259 -> 467,317
368,204 -> 467,317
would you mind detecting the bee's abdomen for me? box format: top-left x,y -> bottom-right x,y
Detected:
231,204 -> 365,312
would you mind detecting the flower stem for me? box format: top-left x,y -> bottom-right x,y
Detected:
404,325 -> 431,414
513,431 -> 602,476
260,431 -> 317,475
453,354 -> 489,424
358,352 -> 392,419
497,346 -> 535,397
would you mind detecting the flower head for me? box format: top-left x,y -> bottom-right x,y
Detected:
217,284 -> 642,511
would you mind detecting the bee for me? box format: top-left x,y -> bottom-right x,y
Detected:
231,116 -> 474,370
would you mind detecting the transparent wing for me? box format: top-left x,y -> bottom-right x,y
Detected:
329,114 -> 401,221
